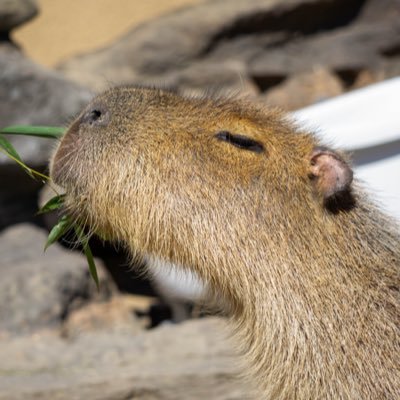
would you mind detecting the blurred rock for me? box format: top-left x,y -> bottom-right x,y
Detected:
0,43 -> 92,164
165,60 -> 260,99
249,21 -> 400,86
0,224 -> 115,336
0,43 -> 92,229
261,67 -> 344,110
352,61 -> 400,90
58,0 -> 400,105
0,0 -> 37,34
61,295 -> 152,338
0,317 -> 253,399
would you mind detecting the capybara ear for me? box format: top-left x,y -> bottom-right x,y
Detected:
309,147 -> 353,205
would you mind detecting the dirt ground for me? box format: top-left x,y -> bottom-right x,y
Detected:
12,0 -> 201,67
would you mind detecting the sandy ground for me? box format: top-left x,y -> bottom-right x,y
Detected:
12,0 -> 201,67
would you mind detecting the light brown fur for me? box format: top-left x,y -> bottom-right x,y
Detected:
50,87 -> 399,399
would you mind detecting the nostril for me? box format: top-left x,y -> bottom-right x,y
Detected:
90,109 -> 102,121
81,106 -> 110,126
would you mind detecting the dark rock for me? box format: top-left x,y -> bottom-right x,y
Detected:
0,43 -> 92,229
0,0 -> 37,34
0,165 -> 43,231
0,224 -> 114,335
0,317 -> 254,399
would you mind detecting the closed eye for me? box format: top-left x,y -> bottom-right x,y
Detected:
215,131 -> 264,153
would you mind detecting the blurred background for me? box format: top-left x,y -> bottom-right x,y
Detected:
0,1 -> 399,399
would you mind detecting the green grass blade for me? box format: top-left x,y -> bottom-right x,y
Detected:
1,125 -> 64,139
44,215 -> 71,251
83,239 -> 100,290
74,225 -> 100,289
0,134 -> 36,179
38,194 -> 65,214
0,134 -> 23,161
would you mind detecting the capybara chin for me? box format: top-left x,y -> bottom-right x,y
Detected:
50,86 -> 399,399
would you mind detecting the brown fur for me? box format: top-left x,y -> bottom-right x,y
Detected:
50,87 -> 399,399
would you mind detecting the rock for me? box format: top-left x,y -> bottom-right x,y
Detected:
0,224 -> 115,336
261,67 -> 344,110
0,0 -> 37,34
0,43 -> 92,229
164,60 -> 260,99
352,61 -> 400,90
61,295 -> 152,338
0,43 -> 92,165
58,0 -> 400,99
0,317 -> 253,399
249,21 -> 400,87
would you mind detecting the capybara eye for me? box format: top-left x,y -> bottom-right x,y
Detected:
215,131 -> 264,153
